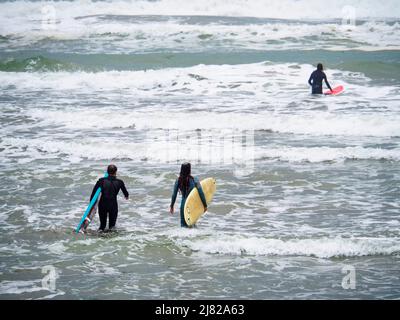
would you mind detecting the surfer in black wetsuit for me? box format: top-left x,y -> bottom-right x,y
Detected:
90,164 -> 129,232
308,63 -> 333,94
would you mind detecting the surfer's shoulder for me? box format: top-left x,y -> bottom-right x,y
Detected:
115,177 -> 126,184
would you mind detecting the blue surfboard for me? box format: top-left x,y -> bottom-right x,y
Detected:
75,172 -> 108,233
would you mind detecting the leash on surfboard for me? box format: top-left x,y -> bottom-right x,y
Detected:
75,172 -> 108,233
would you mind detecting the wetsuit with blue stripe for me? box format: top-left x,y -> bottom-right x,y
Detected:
90,176 -> 129,231
170,176 -> 207,227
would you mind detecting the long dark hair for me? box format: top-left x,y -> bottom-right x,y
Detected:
178,162 -> 193,197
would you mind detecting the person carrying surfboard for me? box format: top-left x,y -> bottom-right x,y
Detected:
170,162 -> 207,227
90,164 -> 129,232
308,63 -> 333,94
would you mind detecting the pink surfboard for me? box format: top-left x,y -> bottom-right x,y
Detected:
325,85 -> 344,95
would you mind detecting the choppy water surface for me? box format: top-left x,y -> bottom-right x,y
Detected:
0,0 -> 400,299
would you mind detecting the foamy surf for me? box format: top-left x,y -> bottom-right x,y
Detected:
19,109 -> 399,137
1,0 -> 399,21
180,235 -> 400,258
2,137 -> 400,164
1,0 -> 400,300
1,18 -> 399,52
1,62 -> 399,140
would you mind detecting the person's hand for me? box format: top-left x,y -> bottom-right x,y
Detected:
204,206 -> 208,213
170,206 -> 174,215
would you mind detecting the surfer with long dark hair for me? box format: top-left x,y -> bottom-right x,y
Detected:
170,162 -> 207,227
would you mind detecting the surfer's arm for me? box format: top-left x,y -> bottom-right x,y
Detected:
308,72 -> 314,86
90,179 -> 102,201
195,178 -> 208,210
170,179 -> 179,208
324,74 -> 333,91
120,181 -> 129,199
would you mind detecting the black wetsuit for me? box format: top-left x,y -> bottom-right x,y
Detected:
308,70 -> 332,94
90,176 -> 129,231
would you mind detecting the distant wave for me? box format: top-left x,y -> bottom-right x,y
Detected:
0,56 -> 81,72
1,17 -> 399,53
0,0 -> 399,20
1,52 -> 399,85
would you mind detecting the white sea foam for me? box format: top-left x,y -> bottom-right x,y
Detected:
0,279 -> 65,297
1,61 -> 398,123
0,280 -> 46,295
2,136 -> 399,164
0,1 -> 399,52
1,0 -> 399,21
1,62 -> 399,163
254,146 -> 400,163
1,61 -> 395,103
0,242 -> 31,255
21,105 -> 400,137
2,19 -> 400,52
0,62 -> 384,98
40,241 -> 68,255
180,235 -> 400,258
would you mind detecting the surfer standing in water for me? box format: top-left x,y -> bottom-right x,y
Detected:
308,63 -> 333,94
170,162 -> 207,228
90,164 -> 129,232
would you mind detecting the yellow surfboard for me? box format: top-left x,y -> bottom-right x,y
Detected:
184,178 -> 216,227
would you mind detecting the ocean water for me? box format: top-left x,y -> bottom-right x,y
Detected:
0,0 -> 400,300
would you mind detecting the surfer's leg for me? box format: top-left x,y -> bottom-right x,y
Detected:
108,204 -> 118,230
98,205 -> 107,231
312,87 -> 323,94
108,201 -> 118,230
180,199 -> 189,228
